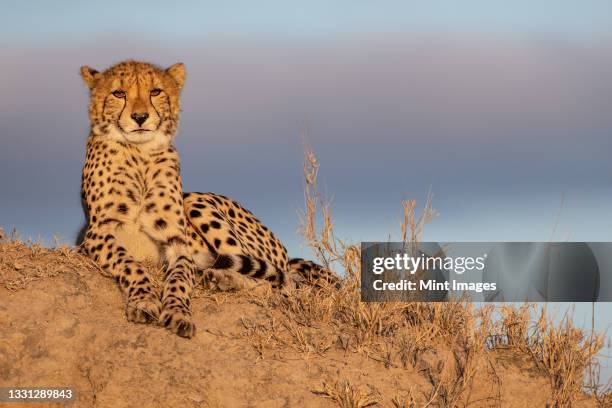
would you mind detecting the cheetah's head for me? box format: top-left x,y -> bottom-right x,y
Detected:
80,60 -> 185,149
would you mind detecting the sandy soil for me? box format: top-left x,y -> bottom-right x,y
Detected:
0,241 -> 600,407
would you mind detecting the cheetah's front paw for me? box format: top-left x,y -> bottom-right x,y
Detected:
160,309 -> 196,338
126,295 -> 162,324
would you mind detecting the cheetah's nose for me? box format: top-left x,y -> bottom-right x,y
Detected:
131,112 -> 149,126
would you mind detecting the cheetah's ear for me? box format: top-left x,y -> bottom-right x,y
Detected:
166,63 -> 186,90
80,66 -> 100,89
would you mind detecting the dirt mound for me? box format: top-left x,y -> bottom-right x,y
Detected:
0,238 -> 603,407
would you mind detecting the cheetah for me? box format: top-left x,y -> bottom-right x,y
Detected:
78,60 -> 338,338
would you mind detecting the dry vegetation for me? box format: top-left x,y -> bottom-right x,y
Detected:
285,146 -> 609,407
0,148 -> 610,407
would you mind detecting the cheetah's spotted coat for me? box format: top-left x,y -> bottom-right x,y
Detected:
79,60 -> 338,338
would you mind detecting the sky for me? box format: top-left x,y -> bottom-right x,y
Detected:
1,0 -> 611,379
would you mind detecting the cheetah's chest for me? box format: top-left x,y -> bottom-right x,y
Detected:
110,158 -> 161,263
114,222 -> 161,264
85,141 -> 183,264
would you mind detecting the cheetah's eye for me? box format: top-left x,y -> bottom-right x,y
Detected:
150,88 -> 162,96
112,90 -> 126,98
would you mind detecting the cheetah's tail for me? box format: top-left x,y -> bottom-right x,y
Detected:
288,258 -> 342,289
193,251 -> 290,290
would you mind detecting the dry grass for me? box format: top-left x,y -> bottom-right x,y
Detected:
528,309 -> 604,407
291,145 -> 609,407
0,228 -> 99,291
390,388 -> 419,408
586,348 -> 612,408
488,304 -> 607,407
312,379 -> 379,408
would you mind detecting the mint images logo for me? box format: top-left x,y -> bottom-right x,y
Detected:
360,242 -> 609,302
368,249 -> 495,299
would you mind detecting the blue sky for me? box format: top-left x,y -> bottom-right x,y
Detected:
1,1 -> 611,378
2,1 -> 612,41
